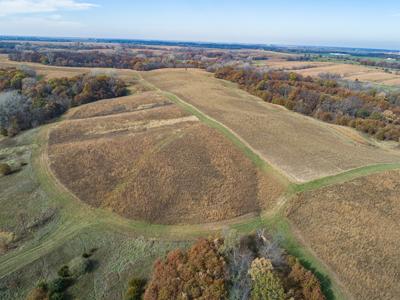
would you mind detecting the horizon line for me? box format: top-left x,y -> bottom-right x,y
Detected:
1,34 -> 400,53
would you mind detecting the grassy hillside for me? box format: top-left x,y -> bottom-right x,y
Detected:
1,59 -> 399,299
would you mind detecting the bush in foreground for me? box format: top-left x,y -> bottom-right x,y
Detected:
287,256 -> 326,300
249,257 -> 285,300
125,278 -> 147,300
26,286 -> 48,300
142,233 -> 326,300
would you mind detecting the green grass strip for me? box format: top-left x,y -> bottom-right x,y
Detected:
293,163 -> 400,193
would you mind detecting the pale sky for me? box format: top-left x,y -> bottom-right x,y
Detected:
0,0 -> 400,50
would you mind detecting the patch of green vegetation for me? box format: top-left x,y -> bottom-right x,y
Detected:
292,163 -> 400,193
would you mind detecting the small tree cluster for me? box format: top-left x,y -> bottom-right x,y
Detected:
125,278 -> 147,300
221,230 -> 326,300
0,163 -> 12,176
25,252 -> 95,300
248,258 -> 285,300
144,238 -> 227,300
287,256 -> 326,300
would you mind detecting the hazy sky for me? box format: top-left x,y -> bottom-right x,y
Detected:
0,0 -> 400,50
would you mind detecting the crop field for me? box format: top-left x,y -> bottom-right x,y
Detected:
259,59 -> 400,86
286,170 -> 400,300
48,92 -> 285,224
142,69 -> 400,182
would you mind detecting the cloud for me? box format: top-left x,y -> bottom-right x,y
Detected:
0,0 -> 97,16
0,15 -> 84,35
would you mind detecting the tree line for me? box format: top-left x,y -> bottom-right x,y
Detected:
0,67 -> 127,136
215,66 -> 400,142
357,59 -> 400,71
7,47 -> 266,72
9,50 -> 206,71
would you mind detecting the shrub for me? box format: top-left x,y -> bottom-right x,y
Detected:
48,277 -> 72,294
57,265 -> 70,278
317,111 -> 333,122
82,247 -> 97,258
37,281 -> 48,291
0,126 -> 7,136
287,256 -> 325,300
125,278 -> 147,300
271,97 -> 286,106
26,287 -> 48,300
49,292 -> 64,300
249,258 -> 285,300
7,124 -> 20,137
0,163 -> 12,176
369,111 -> 383,120
356,109 -> 371,118
376,128 -> 386,140
336,115 -> 351,126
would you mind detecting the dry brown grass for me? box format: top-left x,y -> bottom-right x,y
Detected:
261,59 -> 400,86
66,91 -> 172,120
50,106 -> 192,145
48,92 -> 284,224
286,170 -> 400,300
142,69 -> 400,182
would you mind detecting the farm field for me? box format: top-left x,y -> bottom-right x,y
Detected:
48,92 -> 285,224
287,170 -> 400,300
142,68 -> 400,182
259,59 -> 400,86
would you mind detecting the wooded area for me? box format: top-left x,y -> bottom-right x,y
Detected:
0,67 -> 127,136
